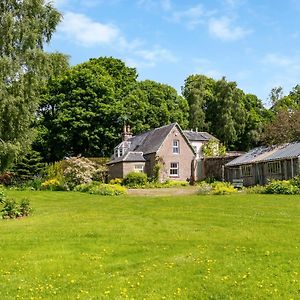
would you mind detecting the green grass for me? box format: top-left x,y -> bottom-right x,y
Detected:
1,191 -> 300,299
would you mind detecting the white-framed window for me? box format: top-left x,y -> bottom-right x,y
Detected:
134,164 -> 144,173
242,165 -> 252,177
173,140 -> 180,154
268,161 -> 281,175
170,162 -> 179,177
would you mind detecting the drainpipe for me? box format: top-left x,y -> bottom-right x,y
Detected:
291,158 -> 294,178
222,165 -> 225,182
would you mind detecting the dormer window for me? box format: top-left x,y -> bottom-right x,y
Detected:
173,140 -> 179,154
114,141 -> 131,158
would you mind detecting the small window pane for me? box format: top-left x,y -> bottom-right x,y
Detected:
134,164 -> 144,173
170,162 -> 179,176
173,140 -> 179,154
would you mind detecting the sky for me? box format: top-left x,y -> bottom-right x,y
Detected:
48,0 -> 300,105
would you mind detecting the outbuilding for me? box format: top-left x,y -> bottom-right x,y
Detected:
225,142 -> 300,186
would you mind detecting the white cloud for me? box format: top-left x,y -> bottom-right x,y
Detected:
57,11 -> 176,68
134,46 -> 177,67
193,58 -> 223,79
172,4 -> 205,29
262,53 -> 300,69
59,12 -> 119,47
161,0 -> 172,11
137,0 -> 172,11
208,16 -> 251,41
261,52 -> 300,103
223,0 -> 244,8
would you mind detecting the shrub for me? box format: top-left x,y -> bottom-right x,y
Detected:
11,150 -> 45,183
291,176 -> 300,188
245,185 -> 266,194
211,181 -> 237,195
45,161 -> 64,181
0,188 -> 7,204
90,184 -> 127,196
109,178 -> 123,185
197,182 -> 213,195
163,180 -> 189,187
41,178 -> 66,191
123,172 -> 148,188
0,196 -> 32,219
0,172 -> 14,186
74,182 -> 127,196
19,198 -> 32,216
264,180 -> 299,195
1,198 -> 19,219
63,157 -> 96,189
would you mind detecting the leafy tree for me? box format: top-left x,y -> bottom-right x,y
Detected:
182,75 -> 214,130
205,77 -> 246,149
37,57 -> 125,161
262,109 -> 300,145
269,86 -> 283,107
0,0 -> 62,171
37,58 -> 189,161
235,93 -> 271,150
271,85 -> 300,112
182,75 -> 268,150
134,80 -> 189,130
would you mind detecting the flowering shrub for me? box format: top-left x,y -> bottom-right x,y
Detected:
109,178 -> 123,185
245,185 -> 266,194
45,161 -> 64,182
196,181 -> 237,195
41,178 -> 66,191
63,157 -> 96,189
212,182 -> 237,195
74,182 -> 127,196
90,184 -> 127,196
197,182 -> 213,195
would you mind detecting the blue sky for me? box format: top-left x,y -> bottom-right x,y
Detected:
48,0 -> 300,105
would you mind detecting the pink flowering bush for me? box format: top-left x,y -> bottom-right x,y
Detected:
63,157 -> 97,189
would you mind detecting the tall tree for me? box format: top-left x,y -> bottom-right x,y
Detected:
37,59 -> 190,161
262,109 -> 300,145
182,74 -> 214,130
271,85 -> 300,112
136,80 -> 189,130
0,0 -> 62,171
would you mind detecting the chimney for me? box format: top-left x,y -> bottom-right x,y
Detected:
122,124 -> 133,141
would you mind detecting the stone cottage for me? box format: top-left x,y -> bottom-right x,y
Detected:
107,123 -> 197,181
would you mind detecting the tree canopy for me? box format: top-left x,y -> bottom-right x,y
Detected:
182,75 -> 269,150
36,57 -> 189,161
0,0 -> 63,171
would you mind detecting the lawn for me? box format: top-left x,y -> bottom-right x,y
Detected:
1,191 -> 300,299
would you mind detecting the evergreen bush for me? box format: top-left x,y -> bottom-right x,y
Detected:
123,172 -> 148,188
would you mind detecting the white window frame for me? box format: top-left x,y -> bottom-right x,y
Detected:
170,162 -> 179,177
134,164 -> 144,173
173,140 -> 180,154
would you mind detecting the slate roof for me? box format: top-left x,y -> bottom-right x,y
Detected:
129,123 -> 176,154
183,130 -> 218,142
107,151 -> 146,165
226,142 -> 300,167
108,123 -> 178,164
